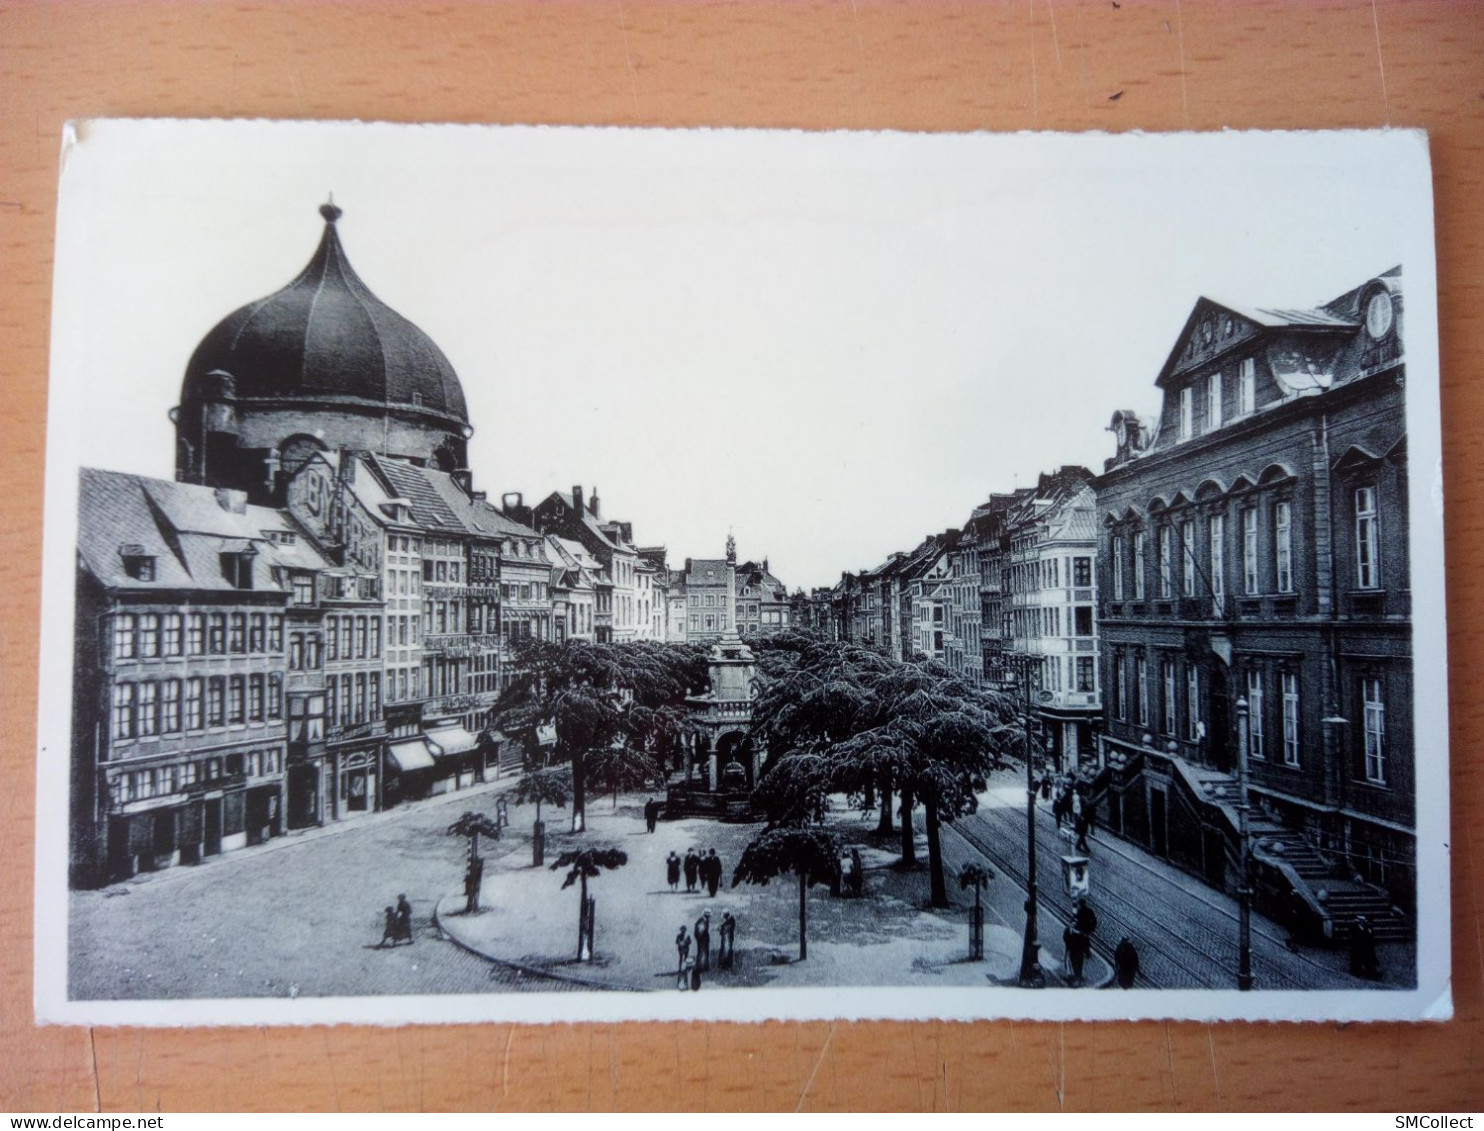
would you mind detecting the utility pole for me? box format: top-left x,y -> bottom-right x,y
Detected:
1018,655 -> 1045,988
1235,695 -> 1254,991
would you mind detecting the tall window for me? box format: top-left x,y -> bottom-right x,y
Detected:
208,614 -> 226,654
1355,486 -> 1380,589
325,616 -> 339,661
1239,357 -> 1256,416
229,613 -> 246,653
206,677 -> 225,727
113,615 -> 136,660
1242,508 -> 1259,594
184,678 -> 203,730
187,614 -> 205,656
1111,535 -> 1125,600
1282,672 -> 1300,767
1186,666 -> 1201,741
1246,670 -> 1265,760
138,614 -> 160,658
1073,556 -> 1092,587
112,683 -> 135,740
1207,371 -> 1223,431
249,674 -> 265,721
1112,653 -> 1126,719
1158,526 -> 1174,598
160,680 -> 181,733
1206,514 -> 1225,604
136,681 -> 158,737
228,675 -> 245,724
1179,387 -> 1193,441
1076,656 -> 1095,693
1275,501 -> 1293,593
1363,677 -> 1387,784
1135,655 -> 1148,726
1181,520 -> 1197,597
1162,659 -> 1176,735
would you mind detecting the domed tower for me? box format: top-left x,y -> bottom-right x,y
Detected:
171,201 -> 473,504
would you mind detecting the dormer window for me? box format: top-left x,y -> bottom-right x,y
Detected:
221,549 -> 257,590
1179,387 -> 1194,442
1365,290 -> 1395,340
121,553 -> 156,581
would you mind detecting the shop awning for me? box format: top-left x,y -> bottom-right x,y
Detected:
386,739 -> 436,772
426,726 -> 481,758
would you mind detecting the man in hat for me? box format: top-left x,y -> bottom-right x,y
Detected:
694,910 -> 712,971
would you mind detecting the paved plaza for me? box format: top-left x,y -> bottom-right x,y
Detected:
69,765 -> 1403,1000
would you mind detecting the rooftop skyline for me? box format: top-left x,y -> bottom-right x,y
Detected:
48,122 -> 1432,589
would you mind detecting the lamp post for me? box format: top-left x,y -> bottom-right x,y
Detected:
1016,655 -> 1045,988
1234,695 -> 1254,991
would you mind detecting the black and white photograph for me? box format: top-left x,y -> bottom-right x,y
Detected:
34,119 -> 1449,1026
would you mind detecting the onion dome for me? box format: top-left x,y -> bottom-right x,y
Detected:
178,201 -> 469,427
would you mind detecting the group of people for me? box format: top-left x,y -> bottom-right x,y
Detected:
666,847 -> 725,896
1041,772 -> 1097,854
378,894 -> 415,947
675,909 -> 738,990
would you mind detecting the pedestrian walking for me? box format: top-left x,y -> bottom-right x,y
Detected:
396,893 -> 414,942
689,954 -> 703,992
705,849 -> 722,897
675,925 -> 691,974
1074,812 -> 1091,853
1073,897 -> 1098,939
1350,916 -> 1382,980
695,910 -> 712,971
379,906 -> 399,948
684,848 -> 700,892
1063,924 -> 1089,985
644,798 -> 660,833
719,911 -> 737,970
678,953 -> 695,992
1040,774 -> 1052,802
848,848 -> 865,898
1114,936 -> 1139,988
666,850 -> 682,892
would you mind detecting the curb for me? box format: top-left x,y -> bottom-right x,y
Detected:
433,893 -> 638,993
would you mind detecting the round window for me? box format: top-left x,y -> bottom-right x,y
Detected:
1365,291 -> 1394,339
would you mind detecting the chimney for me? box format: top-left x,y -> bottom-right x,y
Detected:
214,487 -> 248,514
589,487 -> 600,517
572,485 -> 584,515
451,469 -> 473,496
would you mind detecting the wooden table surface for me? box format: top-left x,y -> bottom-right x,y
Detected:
1,0 -> 1481,1113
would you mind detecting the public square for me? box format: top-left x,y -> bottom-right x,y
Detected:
69,765 -> 1404,1000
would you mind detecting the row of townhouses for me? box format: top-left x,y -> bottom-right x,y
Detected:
69,203 -> 790,887
799,267 -> 1415,939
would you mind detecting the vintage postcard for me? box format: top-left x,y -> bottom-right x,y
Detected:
34,120 -> 1449,1025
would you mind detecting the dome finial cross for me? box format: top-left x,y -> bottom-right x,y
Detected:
320,194 -> 342,224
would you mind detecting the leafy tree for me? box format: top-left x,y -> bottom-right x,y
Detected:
731,826 -> 840,960
550,846 -> 628,960
447,810 -> 503,859
492,639 -> 704,833
750,644 -> 1020,907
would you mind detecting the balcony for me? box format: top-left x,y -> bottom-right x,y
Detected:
422,633 -> 489,658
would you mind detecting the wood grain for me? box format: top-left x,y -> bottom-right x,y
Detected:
1,0 -> 1480,1112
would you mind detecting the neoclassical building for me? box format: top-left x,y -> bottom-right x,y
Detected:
1093,268 -> 1413,940
171,201 -> 473,505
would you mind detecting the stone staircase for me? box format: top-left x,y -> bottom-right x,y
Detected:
1122,749 -> 1412,946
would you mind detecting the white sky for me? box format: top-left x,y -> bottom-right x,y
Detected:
48,121 -> 1432,590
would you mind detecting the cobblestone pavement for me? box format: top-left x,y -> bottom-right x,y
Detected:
957,772 -> 1409,991
69,782 -> 581,1000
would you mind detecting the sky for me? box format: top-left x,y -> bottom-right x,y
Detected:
47,121 -> 1435,590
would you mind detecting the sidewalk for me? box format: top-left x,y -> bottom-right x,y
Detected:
436,790 -> 1108,991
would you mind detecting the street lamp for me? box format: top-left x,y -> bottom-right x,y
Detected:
1015,655 -> 1045,988
1234,695 -> 1254,991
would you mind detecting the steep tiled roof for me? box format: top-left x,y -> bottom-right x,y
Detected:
78,468 -> 329,593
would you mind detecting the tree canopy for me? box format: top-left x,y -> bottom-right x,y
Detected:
491,639 -> 707,831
